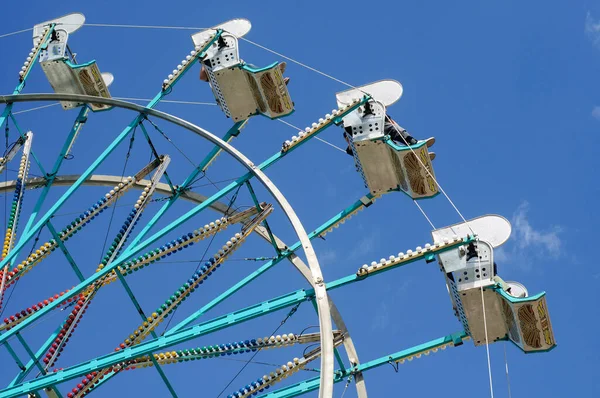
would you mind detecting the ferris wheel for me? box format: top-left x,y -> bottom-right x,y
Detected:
0,13 -> 556,398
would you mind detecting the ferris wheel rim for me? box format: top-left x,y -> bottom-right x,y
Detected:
0,93 -> 335,398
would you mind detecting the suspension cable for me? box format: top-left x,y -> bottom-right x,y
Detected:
0,27 -> 32,39
276,119 -> 346,153
413,200 -> 435,229
504,343 -> 512,398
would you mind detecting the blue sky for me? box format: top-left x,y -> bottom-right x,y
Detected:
0,0 -> 598,397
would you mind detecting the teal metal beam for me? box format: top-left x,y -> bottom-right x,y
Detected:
138,121 -> 176,193
15,334 -> 63,398
113,272 -> 179,398
259,331 -> 469,398
18,106 -> 88,239
148,355 -> 179,398
199,119 -> 246,174
0,25 -> 55,128
15,334 -> 45,375
3,105 -> 85,284
3,341 -> 25,371
9,324 -> 62,387
245,181 -> 280,254
166,193 -> 374,335
125,119 -> 247,252
182,120 -> 247,188
115,272 -> 148,323
8,113 -> 47,176
45,221 -> 84,282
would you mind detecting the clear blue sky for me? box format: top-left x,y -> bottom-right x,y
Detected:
0,0 -> 598,397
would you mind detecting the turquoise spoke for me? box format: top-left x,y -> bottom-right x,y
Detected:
8,114 -> 47,177
46,221 -> 84,282
259,331 -> 469,398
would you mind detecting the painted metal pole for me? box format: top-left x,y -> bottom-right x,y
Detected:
259,331 -> 469,398
125,120 -> 247,251
19,106 -> 89,237
14,334 -> 63,398
0,24 -> 55,129
3,341 -> 25,371
173,235 -> 470,336
45,221 -> 84,281
8,114 -> 47,176
245,181 -> 280,253
8,106 -> 89,270
8,324 -> 62,387
114,266 -> 179,397
167,194 -> 373,335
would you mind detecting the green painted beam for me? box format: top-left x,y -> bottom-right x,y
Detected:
125,119 -> 247,253
3,341 -> 25,371
113,272 -> 179,398
181,120 -> 247,188
199,119 -> 247,173
9,324 -> 62,387
0,24 -> 55,128
45,221 -> 84,282
245,181 -> 280,254
166,193 -> 374,335
259,331 -> 469,398
19,106 -> 88,237
15,334 -> 63,398
15,334 -> 45,375
8,113 -> 47,176
138,121 -> 176,193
